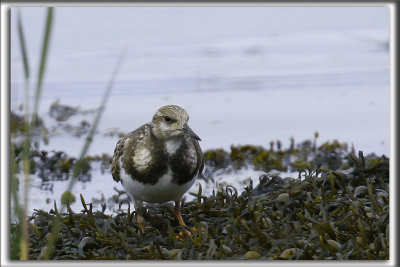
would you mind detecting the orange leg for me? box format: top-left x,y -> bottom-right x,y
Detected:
174,200 -> 192,237
174,200 -> 187,227
137,212 -> 145,233
135,202 -> 145,233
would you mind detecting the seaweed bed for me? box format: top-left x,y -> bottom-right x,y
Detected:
10,105 -> 389,260
11,142 -> 389,260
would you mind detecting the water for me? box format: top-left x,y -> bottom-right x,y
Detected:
10,7 -> 390,214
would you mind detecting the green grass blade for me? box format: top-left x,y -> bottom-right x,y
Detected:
14,7 -> 54,260
17,9 -> 30,80
16,8 -> 33,260
72,48 -> 126,168
14,7 -> 28,228
32,7 -> 54,123
43,49 -> 126,259
10,144 -> 22,259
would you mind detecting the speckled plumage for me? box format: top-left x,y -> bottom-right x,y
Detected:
111,105 -> 203,232
112,123 -> 203,187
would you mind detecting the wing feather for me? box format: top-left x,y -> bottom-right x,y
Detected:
111,124 -> 152,182
111,136 -> 126,182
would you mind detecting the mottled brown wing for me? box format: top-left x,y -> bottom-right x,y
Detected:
111,124 -> 152,183
111,136 -> 126,182
194,140 -> 204,175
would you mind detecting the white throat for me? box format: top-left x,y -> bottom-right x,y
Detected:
165,138 -> 182,155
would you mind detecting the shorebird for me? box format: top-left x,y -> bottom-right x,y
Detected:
111,105 -> 203,232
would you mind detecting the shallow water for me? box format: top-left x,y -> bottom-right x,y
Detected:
10,7 -> 390,214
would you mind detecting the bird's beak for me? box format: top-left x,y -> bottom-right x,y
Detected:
181,123 -> 201,141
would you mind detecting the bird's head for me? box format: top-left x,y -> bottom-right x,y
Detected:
151,105 -> 201,141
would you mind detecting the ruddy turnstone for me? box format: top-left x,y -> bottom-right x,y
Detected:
111,105 -> 204,232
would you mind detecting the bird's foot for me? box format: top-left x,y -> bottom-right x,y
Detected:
137,212 -> 145,233
175,226 -> 206,239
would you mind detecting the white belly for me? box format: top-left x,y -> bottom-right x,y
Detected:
120,168 -> 197,203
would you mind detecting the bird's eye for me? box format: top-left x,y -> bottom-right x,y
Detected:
163,115 -> 172,122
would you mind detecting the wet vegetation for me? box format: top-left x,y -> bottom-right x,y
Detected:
11,120 -> 389,259
11,95 -> 389,261
10,7 -> 389,261
205,133 -> 351,174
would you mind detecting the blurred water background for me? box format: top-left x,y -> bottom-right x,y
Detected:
10,7 -> 390,213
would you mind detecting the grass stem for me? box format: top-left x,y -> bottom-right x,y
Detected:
43,48 -> 126,259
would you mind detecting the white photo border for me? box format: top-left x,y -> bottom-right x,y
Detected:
1,1 -> 397,267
